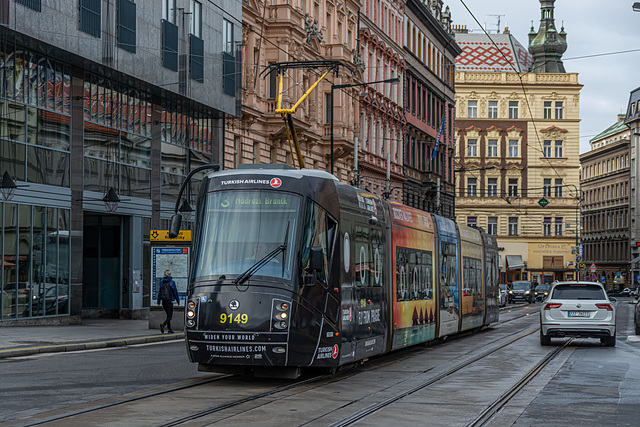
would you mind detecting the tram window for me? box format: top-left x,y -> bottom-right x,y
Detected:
463,257 -> 482,296
301,200 -> 334,286
396,246 -> 433,301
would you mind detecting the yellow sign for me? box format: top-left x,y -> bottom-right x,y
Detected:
150,230 -> 192,242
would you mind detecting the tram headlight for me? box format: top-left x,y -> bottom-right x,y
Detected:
277,302 -> 289,311
187,309 -> 196,319
273,320 -> 288,330
186,319 -> 195,327
188,301 -> 196,309
276,311 -> 288,320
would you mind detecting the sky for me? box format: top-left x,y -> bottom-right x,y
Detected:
447,0 -> 640,154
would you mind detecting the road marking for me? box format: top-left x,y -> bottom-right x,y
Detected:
626,335 -> 640,342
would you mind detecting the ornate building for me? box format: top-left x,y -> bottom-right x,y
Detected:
402,0 -> 460,219
580,115 -> 630,289
356,0 -> 406,200
625,88 -> 640,286
454,0 -> 582,285
227,0 -> 362,182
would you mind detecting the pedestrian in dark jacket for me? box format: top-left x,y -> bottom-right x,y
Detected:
157,270 -> 180,333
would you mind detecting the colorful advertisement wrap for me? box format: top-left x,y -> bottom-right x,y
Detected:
389,203 -> 437,349
459,225 -> 484,330
435,215 -> 459,337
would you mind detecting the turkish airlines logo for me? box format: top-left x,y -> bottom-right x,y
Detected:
332,344 -> 339,359
270,178 -> 282,188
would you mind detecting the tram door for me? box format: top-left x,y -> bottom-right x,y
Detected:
351,218 -> 386,360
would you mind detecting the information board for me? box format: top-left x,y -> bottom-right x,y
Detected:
152,247 -> 189,301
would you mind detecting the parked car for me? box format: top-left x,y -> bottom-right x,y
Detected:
498,284 -> 508,307
508,280 -> 534,303
540,281 -> 616,347
533,283 -> 551,302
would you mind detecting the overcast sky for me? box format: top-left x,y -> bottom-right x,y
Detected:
447,0 -> 640,153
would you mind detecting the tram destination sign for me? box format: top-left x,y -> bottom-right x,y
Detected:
151,230 -> 192,241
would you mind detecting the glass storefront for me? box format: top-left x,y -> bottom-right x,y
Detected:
1,203 -> 70,319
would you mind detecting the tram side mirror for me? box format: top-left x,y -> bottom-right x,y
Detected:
169,214 -> 183,238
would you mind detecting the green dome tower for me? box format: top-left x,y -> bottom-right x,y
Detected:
528,0 -> 567,73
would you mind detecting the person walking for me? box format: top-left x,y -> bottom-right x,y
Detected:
157,270 -> 180,333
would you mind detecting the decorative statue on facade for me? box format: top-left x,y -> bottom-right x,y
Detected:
352,48 -> 366,73
304,13 -> 324,46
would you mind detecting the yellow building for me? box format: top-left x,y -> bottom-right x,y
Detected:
453,1 -> 582,285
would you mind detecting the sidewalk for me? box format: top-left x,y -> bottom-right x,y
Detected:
0,319 -> 184,359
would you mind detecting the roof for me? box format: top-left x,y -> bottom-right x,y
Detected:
454,32 -> 533,73
589,119 -> 629,143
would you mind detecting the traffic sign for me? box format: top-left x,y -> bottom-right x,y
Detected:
538,197 -> 549,207
579,262 -> 585,268
590,263 -> 596,273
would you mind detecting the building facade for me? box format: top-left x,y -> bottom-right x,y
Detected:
402,0 -> 459,219
625,87 -> 640,286
579,115 -> 630,289
454,0 -> 582,286
1,0 -> 240,323
225,0 -> 362,183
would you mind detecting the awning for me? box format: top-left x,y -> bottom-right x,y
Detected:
506,255 -> 524,270
498,256 -> 503,270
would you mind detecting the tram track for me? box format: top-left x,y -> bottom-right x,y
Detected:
9,308 -> 542,426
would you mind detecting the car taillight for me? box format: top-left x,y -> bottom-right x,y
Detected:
544,303 -> 562,310
595,303 -> 613,311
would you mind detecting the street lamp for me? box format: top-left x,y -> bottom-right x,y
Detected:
330,77 -> 400,175
0,171 -> 17,201
633,2 -> 640,12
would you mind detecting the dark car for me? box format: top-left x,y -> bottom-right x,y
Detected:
533,283 -> 551,302
508,280 -> 534,303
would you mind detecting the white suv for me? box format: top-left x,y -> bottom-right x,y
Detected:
540,281 -> 616,347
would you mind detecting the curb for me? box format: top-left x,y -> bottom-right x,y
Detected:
0,333 -> 185,359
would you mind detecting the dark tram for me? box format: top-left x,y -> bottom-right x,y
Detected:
173,164 -> 499,379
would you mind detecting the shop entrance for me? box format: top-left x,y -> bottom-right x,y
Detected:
83,214 -> 128,311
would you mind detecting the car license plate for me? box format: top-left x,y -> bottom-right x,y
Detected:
567,311 -> 589,317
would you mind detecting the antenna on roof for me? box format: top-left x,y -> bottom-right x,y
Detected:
487,14 -> 505,33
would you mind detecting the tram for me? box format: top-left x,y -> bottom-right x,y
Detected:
172,164 -> 499,378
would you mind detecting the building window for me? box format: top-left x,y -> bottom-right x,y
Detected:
544,178 -> 551,197
555,178 -> 563,197
325,93 -> 332,124
163,0 -> 176,23
487,178 -> 498,197
468,100 -> 477,118
190,0 -> 202,37
555,217 -> 563,236
488,217 -> 497,235
223,18 -> 234,54
467,178 -> 477,197
543,140 -> 551,157
488,100 -> 498,118
544,101 -> 552,119
162,14 -> 179,71
508,217 -> 518,236
508,140 -> 518,157
79,0 -> 101,37
488,139 -> 498,157
117,0 -> 137,53
268,63 -> 277,99
508,178 -> 518,197
509,101 -> 518,119
555,101 -> 563,119
16,0 -> 41,12
467,139 -> 478,157
544,217 -> 552,236
222,18 -> 235,96
467,216 -> 477,227
555,140 -> 563,158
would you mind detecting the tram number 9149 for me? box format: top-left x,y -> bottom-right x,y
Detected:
220,313 -> 249,324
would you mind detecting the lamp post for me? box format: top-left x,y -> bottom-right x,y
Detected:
633,2 -> 640,12
330,77 -> 400,175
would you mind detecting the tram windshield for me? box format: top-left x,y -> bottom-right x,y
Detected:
192,190 -> 301,282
